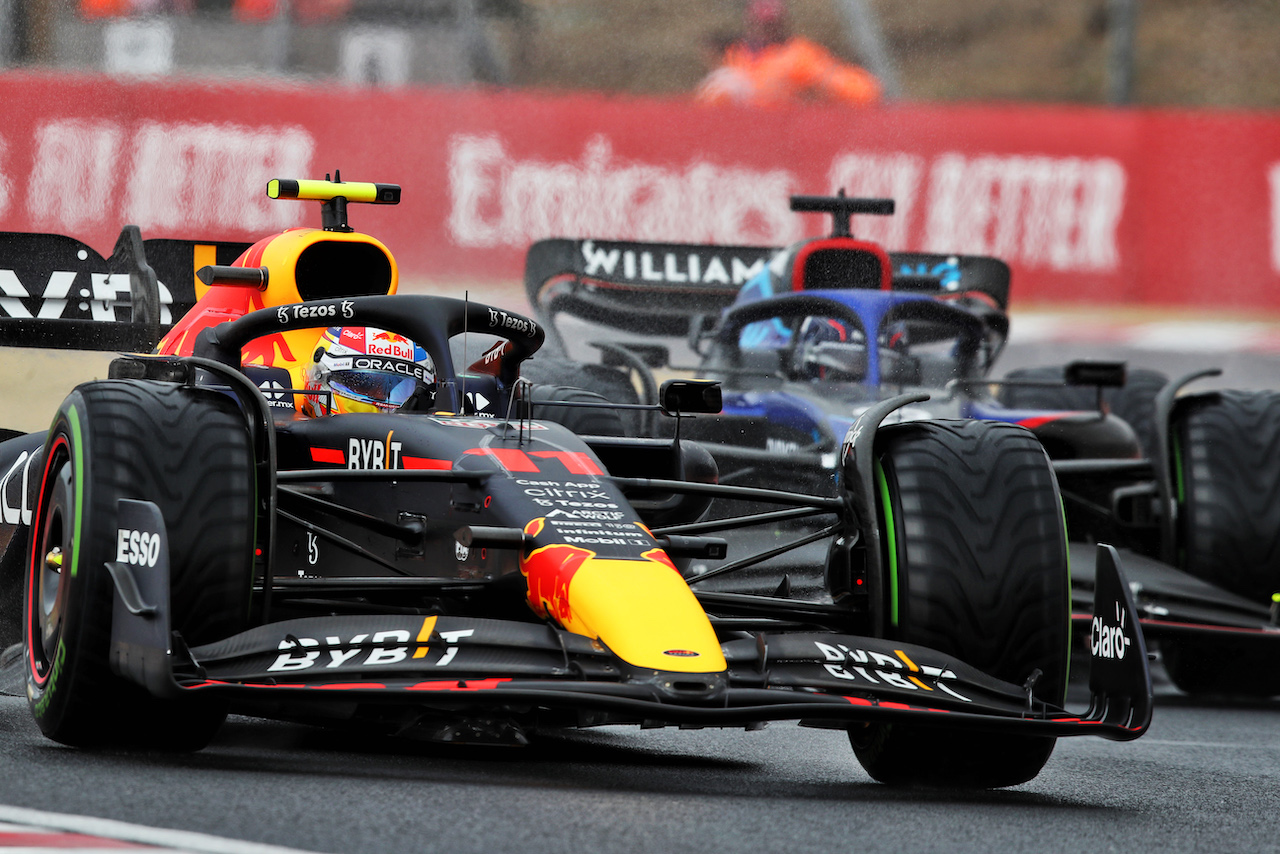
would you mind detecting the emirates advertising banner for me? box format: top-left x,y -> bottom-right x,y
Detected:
1,72 -> 1278,309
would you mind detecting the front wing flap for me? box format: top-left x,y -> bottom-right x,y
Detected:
1069,542 -> 1280,648
108,509 -> 1150,741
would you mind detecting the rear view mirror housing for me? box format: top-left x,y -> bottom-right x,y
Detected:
1065,361 -> 1127,388
660,379 -> 722,415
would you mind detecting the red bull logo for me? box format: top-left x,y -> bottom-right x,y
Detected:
368,330 -> 415,360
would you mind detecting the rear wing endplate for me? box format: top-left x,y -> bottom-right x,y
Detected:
0,227 -> 250,351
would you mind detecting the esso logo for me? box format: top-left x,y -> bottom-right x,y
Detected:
116,528 -> 162,567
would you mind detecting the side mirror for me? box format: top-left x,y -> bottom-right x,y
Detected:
1065,360 -> 1126,388
660,379 -> 722,415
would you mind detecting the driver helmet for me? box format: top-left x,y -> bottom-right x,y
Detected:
794,316 -> 859,380
303,326 -> 436,416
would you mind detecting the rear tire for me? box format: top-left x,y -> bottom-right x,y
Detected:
521,358 -> 639,434
1163,390 -> 1280,697
1171,390 -> 1280,602
528,385 -> 627,437
851,420 -> 1070,788
1000,366 -> 1167,457
24,381 -> 255,749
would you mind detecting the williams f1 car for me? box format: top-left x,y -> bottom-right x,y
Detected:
0,179 -> 1149,789
522,193 -> 1280,698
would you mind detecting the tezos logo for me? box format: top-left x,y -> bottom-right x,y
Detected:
486,308 -> 537,338
116,528 -> 162,567
1091,603 -> 1132,660
276,301 -> 355,325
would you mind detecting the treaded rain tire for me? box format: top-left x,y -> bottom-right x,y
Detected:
850,420 -> 1070,788
1172,390 -> 1280,601
1162,390 -> 1280,697
521,358 -> 639,434
1000,365 -> 1167,457
24,381 -> 255,749
528,385 -> 627,438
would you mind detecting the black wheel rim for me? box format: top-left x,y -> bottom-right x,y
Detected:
28,438 -> 73,685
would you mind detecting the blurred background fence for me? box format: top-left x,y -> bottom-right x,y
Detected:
4,0 -> 1280,107
0,1 -> 1278,312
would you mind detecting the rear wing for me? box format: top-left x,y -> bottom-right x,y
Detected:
0,227 -> 251,351
524,238 -> 1011,350
524,238 -> 776,348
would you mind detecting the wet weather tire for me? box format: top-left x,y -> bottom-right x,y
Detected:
1000,366 -> 1167,457
1162,390 -> 1280,697
1171,390 -> 1280,601
521,358 -> 639,435
24,381 -> 255,749
850,420 -> 1070,788
528,385 -> 627,437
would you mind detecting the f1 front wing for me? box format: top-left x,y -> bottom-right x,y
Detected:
107,499 -> 1151,740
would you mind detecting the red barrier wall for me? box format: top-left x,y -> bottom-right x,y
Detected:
1,72 -> 1278,309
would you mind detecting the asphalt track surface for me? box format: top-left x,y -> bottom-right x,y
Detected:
0,677 -> 1278,854
0,332 -> 1278,854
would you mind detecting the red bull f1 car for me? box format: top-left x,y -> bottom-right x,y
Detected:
521,193 -> 1280,698
0,179 -> 1149,789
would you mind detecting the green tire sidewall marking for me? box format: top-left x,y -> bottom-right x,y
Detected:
874,458 -> 899,628
68,403 -> 84,580
32,638 -> 65,717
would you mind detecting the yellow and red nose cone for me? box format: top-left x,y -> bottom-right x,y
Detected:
521,543 -> 726,674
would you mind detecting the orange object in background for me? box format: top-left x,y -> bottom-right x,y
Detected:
79,0 -> 132,18
295,0 -> 350,23
698,36 -> 881,107
232,0 -> 276,22
696,0 -> 880,107
233,0 -> 350,23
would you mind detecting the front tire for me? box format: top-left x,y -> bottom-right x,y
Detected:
851,420 -> 1070,788
24,381 -> 255,748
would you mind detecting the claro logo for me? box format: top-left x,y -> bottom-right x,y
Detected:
1091,602 -> 1132,660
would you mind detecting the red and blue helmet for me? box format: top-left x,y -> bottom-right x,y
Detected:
304,327 -> 436,415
